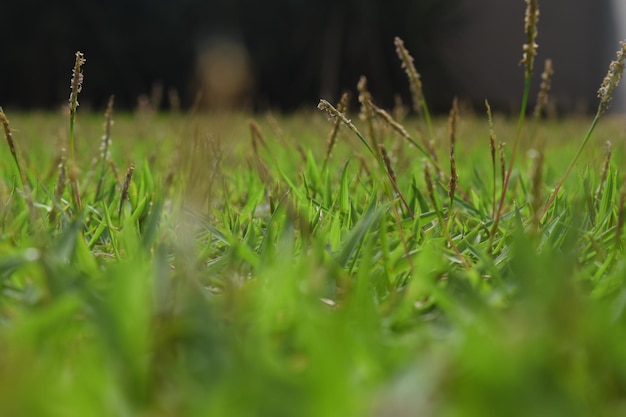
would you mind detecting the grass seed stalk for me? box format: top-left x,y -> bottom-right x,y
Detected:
489,0 -> 539,246
541,41 -> 626,218
68,51 -> 86,212
0,107 -> 26,188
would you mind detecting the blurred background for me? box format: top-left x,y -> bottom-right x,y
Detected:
0,0 -> 624,113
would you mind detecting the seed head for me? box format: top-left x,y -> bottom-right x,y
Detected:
317,99 -> 374,155
485,100 -> 496,169
534,58 -> 554,118
394,37 -> 423,114
380,144 -> 397,183
357,76 -> 378,153
598,41 -> 626,115
520,0 -> 539,77
69,52 -> 86,113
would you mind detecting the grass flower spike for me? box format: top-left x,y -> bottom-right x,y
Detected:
598,41 -> 626,115
394,37 -> 436,141
69,52 -> 86,113
542,40 -> 626,217
68,51 -> 85,211
534,58 -> 553,118
489,0 -> 540,244
521,0 -> 539,78
69,51 -> 86,161
394,37 -> 422,115
318,99 -> 374,156
0,107 -> 25,187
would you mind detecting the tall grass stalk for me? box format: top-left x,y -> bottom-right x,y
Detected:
119,163 -> 135,217
317,99 -> 413,217
541,41 -> 626,218
323,92 -> 350,169
533,58 -> 554,120
357,77 -> 379,157
489,0 -> 539,247
447,97 -> 459,207
394,37 -> 436,140
318,99 -> 374,156
68,51 -> 86,212
95,95 -> 114,201
69,52 -> 85,163
485,100 -> 497,217
0,107 -> 26,188
595,141 -> 612,208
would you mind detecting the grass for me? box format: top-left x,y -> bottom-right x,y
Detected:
3,4 -> 626,415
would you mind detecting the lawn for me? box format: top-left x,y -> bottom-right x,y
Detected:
2,3 -> 626,415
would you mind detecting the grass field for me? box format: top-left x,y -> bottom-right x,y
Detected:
3,2 -> 626,415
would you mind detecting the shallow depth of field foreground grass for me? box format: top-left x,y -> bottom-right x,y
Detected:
1,103 -> 626,416
4,9 -> 626,416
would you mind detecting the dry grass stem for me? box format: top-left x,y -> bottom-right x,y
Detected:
485,101 -> 496,168
499,142 -> 507,186
423,161 -> 436,211
490,0 -> 540,245
119,163 -> 135,217
371,103 -> 413,144
380,144 -> 397,184
324,92 -> 350,166
485,100 -> 497,215
317,99 -> 374,156
369,101 -> 434,164
380,144 -> 413,219
542,41 -> 626,218
448,98 -> 459,204
0,107 -> 26,187
394,37 -> 423,115
533,58 -> 553,118
96,95 -> 115,199
595,141 -> 613,206
357,77 -> 378,152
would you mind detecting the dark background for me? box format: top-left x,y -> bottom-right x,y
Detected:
0,0 -> 462,112
0,0 -> 621,113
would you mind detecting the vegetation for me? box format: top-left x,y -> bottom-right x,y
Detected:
2,1 -> 626,415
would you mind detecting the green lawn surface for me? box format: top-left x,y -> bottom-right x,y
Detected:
1,105 -> 626,416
